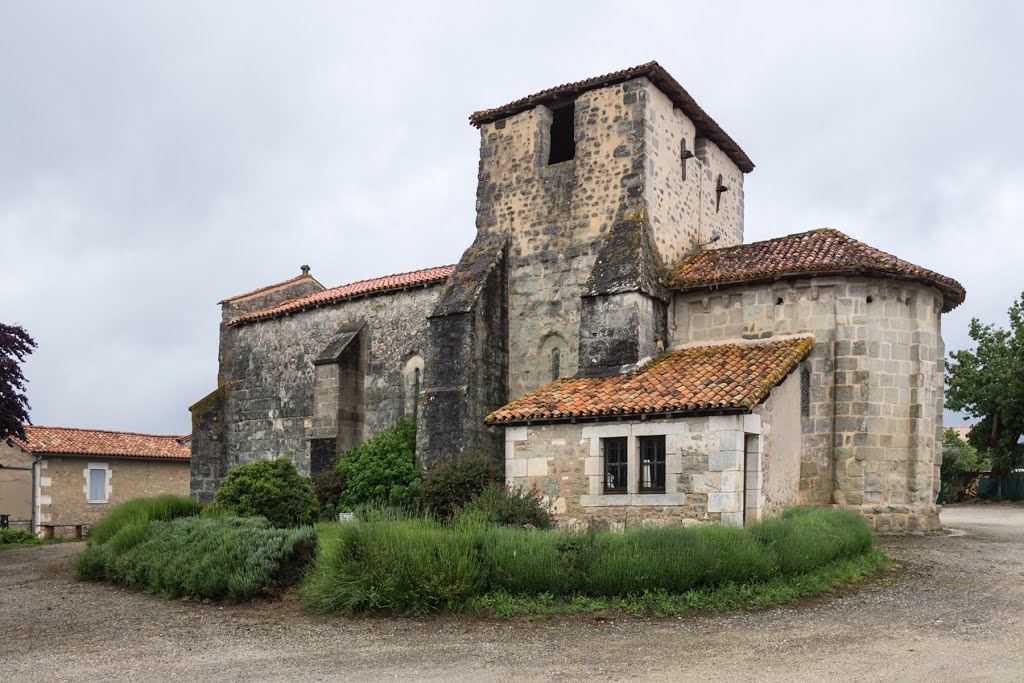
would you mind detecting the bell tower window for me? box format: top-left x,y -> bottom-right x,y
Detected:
547,105 -> 576,165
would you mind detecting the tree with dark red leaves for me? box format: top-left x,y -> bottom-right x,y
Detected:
0,323 -> 37,441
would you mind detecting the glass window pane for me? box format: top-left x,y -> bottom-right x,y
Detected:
89,469 -> 106,501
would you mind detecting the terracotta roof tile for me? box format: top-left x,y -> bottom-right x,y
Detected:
218,272 -> 324,305
670,228 -> 966,312
8,426 -> 191,460
230,265 -> 455,326
469,61 -> 754,174
486,337 -> 813,424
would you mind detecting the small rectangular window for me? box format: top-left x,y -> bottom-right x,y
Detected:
603,437 -> 628,494
639,436 -> 666,493
547,105 -> 576,165
88,468 -> 107,502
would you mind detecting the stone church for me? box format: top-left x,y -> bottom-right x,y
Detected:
191,62 -> 965,532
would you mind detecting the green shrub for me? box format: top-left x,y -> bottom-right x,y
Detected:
302,516 -> 483,615
750,507 -> 874,575
584,525 -> 778,596
213,458 -> 318,528
337,419 -> 421,511
454,482 -> 554,529
311,468 -> 347,518
87,495 -> 201,545
0,528 -> 38,545
421,456 -> 501,519
76,515 -> 318,601
301,505 -> 879,615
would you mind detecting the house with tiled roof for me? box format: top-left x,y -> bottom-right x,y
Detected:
2,426 -> 190,535
191,61 -> 965,533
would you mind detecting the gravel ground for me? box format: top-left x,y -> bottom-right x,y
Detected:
2,504 -> 1023,682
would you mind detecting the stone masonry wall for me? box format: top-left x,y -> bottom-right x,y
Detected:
210,284 -> 441,483
474,77 -> 744,400
669,277 -> 946,531
39,456 -> 189,533
505,413 -> 775,531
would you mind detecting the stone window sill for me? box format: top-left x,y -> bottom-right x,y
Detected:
580,493 -> 686,507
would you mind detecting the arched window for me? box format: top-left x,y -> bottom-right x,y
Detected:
402,355 -> 424,421
551,348 -> 561,382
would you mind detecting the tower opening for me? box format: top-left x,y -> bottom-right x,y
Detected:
547,105 -> 576,165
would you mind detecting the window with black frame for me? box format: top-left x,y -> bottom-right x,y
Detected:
639,435 -> 666,493
603,437 -> 628,494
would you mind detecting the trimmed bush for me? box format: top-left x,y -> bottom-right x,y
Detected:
76,515 -> 318,601
301,506 -> 879,615
454,482 -> 555,529
302,514 -> 483,615
751,507 -> 874,575
337,419 -> 420,511
420,457 -> 501,519
88,495 -> 201,545
213,458 -> 318,528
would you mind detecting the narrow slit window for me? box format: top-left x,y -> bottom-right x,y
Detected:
800,365 -> 811,417
639,436 -> 666,493
547,106 -> 576,165
550,348 -> 561,382
603,437 -> 628,494
680,139 -> 689,181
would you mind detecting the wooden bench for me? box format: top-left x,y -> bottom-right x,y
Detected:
40,524 -> 85,540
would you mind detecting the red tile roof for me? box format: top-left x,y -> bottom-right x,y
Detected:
486,337 -> 813,424
230,265 -> 455,326
8,426 -> 191,460
670,228 -> 966,312
218,272 -> 324,305
469,61 -> 754,174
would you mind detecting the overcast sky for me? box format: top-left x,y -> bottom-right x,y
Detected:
3,1 -> 1021,434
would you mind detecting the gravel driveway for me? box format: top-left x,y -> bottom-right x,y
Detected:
3,504 -> 1023,682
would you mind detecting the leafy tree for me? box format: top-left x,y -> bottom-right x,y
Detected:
0,323 -> 37,441
337,419 -> 421,511
945,292 -> 1024,490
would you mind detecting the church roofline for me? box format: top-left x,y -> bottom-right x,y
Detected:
229,264 -> 455,326
218,271 -> 324,305
469,60 -> 755,174
670,228 -> 967,312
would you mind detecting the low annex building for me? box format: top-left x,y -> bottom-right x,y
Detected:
192,61 -> 965,532
2,427 -> 191,535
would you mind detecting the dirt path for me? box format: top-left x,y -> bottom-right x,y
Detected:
2,505 -> 1023,682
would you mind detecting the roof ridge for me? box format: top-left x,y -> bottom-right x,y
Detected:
318,264 -> 457,294
23,425 -> 188,440
229,263 -> 456,326
218,272 -> 324,305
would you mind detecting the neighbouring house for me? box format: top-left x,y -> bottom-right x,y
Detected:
2,427 -> 190,535
191,61 -> 965,533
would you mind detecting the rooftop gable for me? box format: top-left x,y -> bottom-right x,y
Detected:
229,265 -> 455,326
486,337 -> 813,424
670,228 -> 966,312
8,426 -> 191,461
218,272 -> 325,305
469,61 -> 754,174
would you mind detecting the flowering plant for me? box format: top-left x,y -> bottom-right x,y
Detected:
452,482 -> 555,529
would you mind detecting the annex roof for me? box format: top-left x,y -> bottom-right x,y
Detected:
230,265 -> 455,326
218,272 -> 324,305
8,426 -> 191,461
486,337 -> 813,425
469,61 -> 754,174
670,228 -> 966,312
